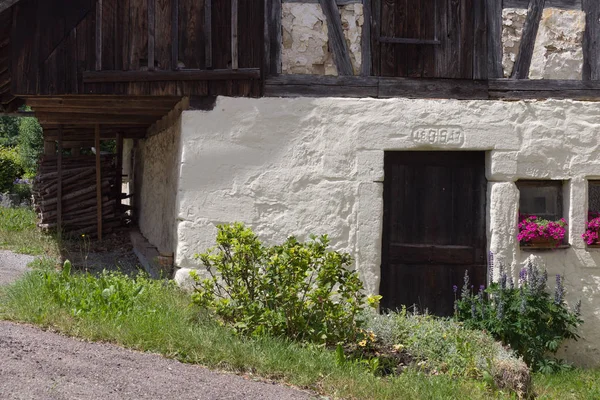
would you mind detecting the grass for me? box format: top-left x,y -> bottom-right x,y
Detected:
0,268 -> 511,400
0,207 -> 60,257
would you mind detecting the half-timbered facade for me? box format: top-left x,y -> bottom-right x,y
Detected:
2,0 -> 600,365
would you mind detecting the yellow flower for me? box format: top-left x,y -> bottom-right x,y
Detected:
358,340 -> 367,347
393,344 -> 404,351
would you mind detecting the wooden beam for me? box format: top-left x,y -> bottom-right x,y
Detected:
503,0 -> 580,9
148,0 -> 155,71
96,0 -> 103,71
361,0 -> 371,76
267,0 -> 282,74
205,0 -> 212,68
95,124 -> 103,240
319,0 -> 354,76
486,0 -> 504,78
473,0 -> 488,79
583,0 -> 600,80
83,68 -> 261,82
171,0 -> 179,70
511,0 -> 546,79
57,125 -> 63,239
231,0 -> 238,70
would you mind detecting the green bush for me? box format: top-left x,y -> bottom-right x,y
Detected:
455,260 -> 582,372
0,146 -> 23,192
17,116 -> 43,177
191,223 -> 374,346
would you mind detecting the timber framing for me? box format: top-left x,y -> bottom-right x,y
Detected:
511,0 -> 546,79
265,75 -> 600,101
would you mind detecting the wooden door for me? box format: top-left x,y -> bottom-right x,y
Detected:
380,151 -> 487,316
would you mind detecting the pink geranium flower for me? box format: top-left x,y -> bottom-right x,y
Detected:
517,215 -> 567,246
583,216 -> 600,245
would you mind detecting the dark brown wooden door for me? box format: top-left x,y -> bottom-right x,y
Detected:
380,151 -> 487,316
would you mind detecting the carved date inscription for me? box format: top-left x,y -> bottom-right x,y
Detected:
410,126 -> 464,146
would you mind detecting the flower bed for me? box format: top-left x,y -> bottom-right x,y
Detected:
518,215 -> 567,248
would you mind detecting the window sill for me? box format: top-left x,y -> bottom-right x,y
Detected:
586,244 -> 600,249
520,244 -> 571,251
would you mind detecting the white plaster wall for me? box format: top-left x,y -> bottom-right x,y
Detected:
174,96 -> 600,366
502,8 -> 585,79
137,117 -> 182,254
282,3 -> 363,75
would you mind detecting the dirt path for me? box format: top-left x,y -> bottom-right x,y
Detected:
0,250 -> 34,285
0,254 -> 315,400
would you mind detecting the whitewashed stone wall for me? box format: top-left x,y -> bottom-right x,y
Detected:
282,3 -> 363,75
502,8 -> 585,79
173,96 -> 600,366
136,117 -> 182,254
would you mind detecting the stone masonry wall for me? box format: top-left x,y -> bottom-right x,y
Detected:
282,3 -> 363,75
502,8 -> 586,79
174,96 -> 600,366
136,117 -> 182,254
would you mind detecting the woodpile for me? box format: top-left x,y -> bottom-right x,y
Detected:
32,155 -> 126,237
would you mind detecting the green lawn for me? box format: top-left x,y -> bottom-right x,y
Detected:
0,207 -> 59,257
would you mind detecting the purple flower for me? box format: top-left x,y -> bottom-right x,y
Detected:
453,285 -> 458,293
479,285 -> 485,292
519,268 -> 527,283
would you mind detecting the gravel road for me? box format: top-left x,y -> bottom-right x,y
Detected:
0,253 -> 315,400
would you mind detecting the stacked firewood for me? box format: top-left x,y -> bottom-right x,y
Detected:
33,155 -> 126,237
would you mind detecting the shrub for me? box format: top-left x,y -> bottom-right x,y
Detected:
17,116 -> 43,177
191,223 -> 373,346
362,308 -> 531,398
455,260 -> 582,372
0,146 -> 24,192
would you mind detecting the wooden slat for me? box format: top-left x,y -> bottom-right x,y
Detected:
95,0 -> 103,71
319,0 -> 354,75
473,0 -> 488,79
268,0 -> 282,74
583,0 -> 600,80
148,0 -> 155,71
265,74 -> 379,97
511,0 -> 546,79
57,125 -> 63,238
504,0 -> 580,9
171,0 -> 179,70
379,77 -> 488,99
361,0 -> 372,76
115,132 -> 123,214
205,0 -> 212,68
486,0 -> 503,78
379,37 -> 441,45
231,0 -> 238,70
95,124 -> 103,240
83,68 -> 260,82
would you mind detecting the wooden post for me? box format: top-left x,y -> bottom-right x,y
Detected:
171,0 -> 179,70
486,0 -> 503,78
148,0 -> 155,71
205,0 -> 212,68
361,0 -> 372,77
115,132 -> 124,218
231,0 -> 238,70
583,0 -> 600,80
319,0 -> 354,76
57,126 -> 63,240
95,0 -> 103,71
95,124 -> 103,240
511,0 -> 546,79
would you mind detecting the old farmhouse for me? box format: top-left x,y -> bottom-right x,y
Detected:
2,0 -> 600,365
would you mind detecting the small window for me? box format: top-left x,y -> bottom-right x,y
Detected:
589,181 -> 600,218
517,180 -> 563,221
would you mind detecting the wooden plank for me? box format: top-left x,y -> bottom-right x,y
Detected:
231,0 -> 238,69
205,0 -> 212,68
95,124 -> 103,240
115,132 -> 123,215
486,0 -> 503,78
96,0 -> 103,71
379,37 -> 441,45
504,0 -> 580,9
583,0 -> 600,80
57,125 -> 63,239
473,0 -> 488,79
283,0 -> 360,3
361,0 -> 372,76
511,0 -> 546,79
83,68 -> 260,82
148,0 -> 155,70
319,0 -> 353,75
268,0 -> 282,74
371,0 -> 380,76
379,77 -> 489,99
171,0 -> 179,70
265,75 -> 379,97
